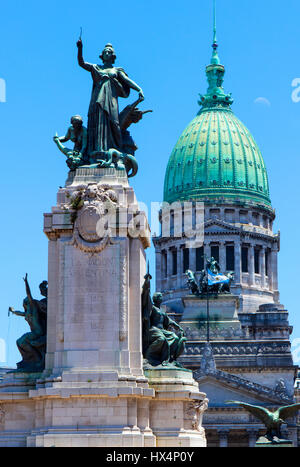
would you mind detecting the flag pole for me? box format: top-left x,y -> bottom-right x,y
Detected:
206,257 -> 210,343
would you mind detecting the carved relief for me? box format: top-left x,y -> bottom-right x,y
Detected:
186,399 -> 208,432
65,183 -> 118,253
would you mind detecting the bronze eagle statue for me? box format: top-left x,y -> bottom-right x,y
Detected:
226,401 -> 300,441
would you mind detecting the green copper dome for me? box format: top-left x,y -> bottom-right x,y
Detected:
163,29 -> 271,209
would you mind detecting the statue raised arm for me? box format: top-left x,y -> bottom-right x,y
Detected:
8,275 -> 48,373
23,273 -> 34,307
76,39 -> 145,157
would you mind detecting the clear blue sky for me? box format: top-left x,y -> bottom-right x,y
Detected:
1,0 -> 300,367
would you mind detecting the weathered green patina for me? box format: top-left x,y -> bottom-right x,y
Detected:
226,401 -> 300,444
8,275 -> 47,373
164,10 -> 271,209
141,269 -> 186,367
53,115 -> 87,170
53,40 -> 151,177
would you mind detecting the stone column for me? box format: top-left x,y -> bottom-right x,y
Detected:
218,429 -> 229,447
234,240 -> 241,285
270,245 -> 279,293
219,242 -> 226,272
249,244 -> 255,286
267,248 -> 272,290
256,213 -> 261,227
247,429 -> 259,447
195,202 -> 205,247
260,246 -> 266,289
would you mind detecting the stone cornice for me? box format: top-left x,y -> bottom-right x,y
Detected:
153,219 -> 279,246
182,341 -> 292,357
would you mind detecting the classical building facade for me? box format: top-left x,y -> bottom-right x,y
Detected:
153,27 -> 298,447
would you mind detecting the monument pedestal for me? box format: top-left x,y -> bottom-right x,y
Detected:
145,367 -> 208,447
32,167 -> 156,447
0,167 -> 207,447
181,294 -> 242,340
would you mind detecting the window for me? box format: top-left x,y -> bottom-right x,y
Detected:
265,250 -> 269,276
242,247 -> 248,272
254,249 -> 260,274
226,245 -> 235,271
211,246 -> 219,263
225,209 -> 235,223
162,251 -> 167,278
183,248 -> 189,272
239,210 -> 248,224
172,250 -> 177,275
196,246 -> 204,271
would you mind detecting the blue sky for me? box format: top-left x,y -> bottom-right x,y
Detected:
1,0 -> 300,367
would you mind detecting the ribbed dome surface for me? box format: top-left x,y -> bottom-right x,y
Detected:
163,107 -> 271,208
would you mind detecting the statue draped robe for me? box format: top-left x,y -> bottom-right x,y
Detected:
78,57 -> 130,154
141,276 -> 185,366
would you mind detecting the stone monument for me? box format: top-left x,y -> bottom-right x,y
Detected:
0,38 -> 207,447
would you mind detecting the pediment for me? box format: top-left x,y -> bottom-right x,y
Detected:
195,371 -> 293,406
204,219 -> 241,234
197,376 -> 274,407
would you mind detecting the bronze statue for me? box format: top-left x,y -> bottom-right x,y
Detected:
207,256 -> 220,274
8,274 -> 47,372
53,115 -> 87,170
141,269 -> 186,367
226,400 -> 300,443
119,96 -> 152,155
219,272 -> 234,293
185,256 -> 233,297
76,40 -> 144,156
185,270 -> 201,296
53,39 -> 151,176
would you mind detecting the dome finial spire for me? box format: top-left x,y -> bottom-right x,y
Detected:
213,0 -> 217,44
198,0 -> 233,111
211,0 -> 220,65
